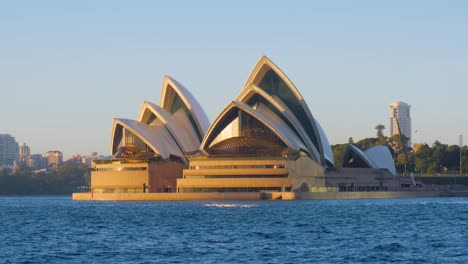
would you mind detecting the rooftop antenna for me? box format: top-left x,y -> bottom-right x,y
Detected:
396,118 -> 416,186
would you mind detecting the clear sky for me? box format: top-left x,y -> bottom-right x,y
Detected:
1,1 -> 467,159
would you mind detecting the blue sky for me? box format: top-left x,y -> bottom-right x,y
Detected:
1,1 -> 467,158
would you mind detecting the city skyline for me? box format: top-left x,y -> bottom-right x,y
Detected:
1,1 -> 467,158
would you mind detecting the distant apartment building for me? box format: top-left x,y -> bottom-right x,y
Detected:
19,143 -> 30,157
67,155 -> 83,165
66,152 -> 99,168
0,134 -> 19,166
27,154 -> 48,171
15,143 -> 48,171
19,143 -> 30,164
82,152 -> 99,168
44,150 -> 63,170
390,101 -> 411,147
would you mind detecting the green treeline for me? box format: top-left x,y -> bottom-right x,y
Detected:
0,162 -> 90,195
332,125 -> 468,175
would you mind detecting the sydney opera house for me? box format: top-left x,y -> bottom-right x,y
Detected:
78,56 -> 419,200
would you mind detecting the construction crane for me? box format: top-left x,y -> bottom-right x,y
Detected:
395,118 -> 416,187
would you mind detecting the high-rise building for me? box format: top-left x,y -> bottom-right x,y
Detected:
27,154 -> 48,171
82,152 -> 99,168
0,134 -> 19,166
44,150 -> 63,170
19,143 -> 30,157
390,101 -> 411,147
19,143 -> 30,164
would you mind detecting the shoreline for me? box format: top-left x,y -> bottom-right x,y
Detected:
72,189 -> 468,201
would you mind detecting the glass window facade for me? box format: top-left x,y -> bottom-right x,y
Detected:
206,109 -> 287,155
113,125 -> 124,154
343,153 -> 371,169
257,69 -> 320,151
145,112 -> 157,126
247,94 -> 303,145
124,129 -> 147,150
113,128 -> 156,159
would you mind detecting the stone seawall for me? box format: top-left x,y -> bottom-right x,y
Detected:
72,192 -> 263,201
73,190 -> 444,201
296,191 -> 441,200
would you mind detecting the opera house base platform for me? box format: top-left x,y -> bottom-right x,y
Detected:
73,167 -> 465,201
72,192 -> 295,201
72,190 -> 444,201
72,188 -> 450,201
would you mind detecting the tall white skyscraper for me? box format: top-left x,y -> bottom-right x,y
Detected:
390,101 -> 411,147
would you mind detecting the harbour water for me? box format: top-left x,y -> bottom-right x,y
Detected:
1,196 -> 468,263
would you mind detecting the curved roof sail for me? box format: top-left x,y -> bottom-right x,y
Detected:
236,84 -> 320,162
137,101 -> 200,153
110,118 -> 185,162
160,75 -> 209,142
342,144 -> 396,175
241,56 -> 325,165
342,144 -> 376,169
200,101 -> 308,156
364,146 -> 396,176
314,118 -> 335,167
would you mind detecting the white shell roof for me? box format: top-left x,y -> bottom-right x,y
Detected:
200,101 -> 308,154
315,118 -> 335,167
364,146 -> 396,176
236,84 -> 320,162
111,118 -> 185,162
243,56 -> 304,101
160,75 -> 210,139
137,101 -> 200,153
240,56 -> 325,164
253,103 -> 308,154
343,144 -> 376,168
343,144 -> 396,176
171,107 -> 202,152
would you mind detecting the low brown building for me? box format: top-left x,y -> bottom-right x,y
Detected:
92,158 -> 185,193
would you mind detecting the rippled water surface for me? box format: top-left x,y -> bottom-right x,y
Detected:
1,196 -> 468,263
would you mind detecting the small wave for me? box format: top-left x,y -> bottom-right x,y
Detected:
202,203 -> 259,208
439,201 -> 468,205
373,242 -> 404,251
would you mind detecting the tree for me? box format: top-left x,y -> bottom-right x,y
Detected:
463,155 -> 468,175
0,161 -> 91,195
388,134 -> 410,156
446,145 -> 461,172
375,124 -> 385,138
0,168 -> 12,176
355,137 -> 378,151
333,137 -> 466,176
427,163 -> 439,175
331,143 -> 348,168
414,143 -> 431,174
